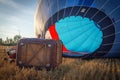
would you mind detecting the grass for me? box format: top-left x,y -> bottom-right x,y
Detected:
0,47 -> 120,80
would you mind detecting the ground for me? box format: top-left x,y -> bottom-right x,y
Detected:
0,48 -> 120,80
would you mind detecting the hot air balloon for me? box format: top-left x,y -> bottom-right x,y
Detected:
34,0 -> 120,58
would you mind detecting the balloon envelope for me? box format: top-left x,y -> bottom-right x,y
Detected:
35,0 -> 120,58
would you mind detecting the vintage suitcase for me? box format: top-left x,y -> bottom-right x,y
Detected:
16,38 -> 62,69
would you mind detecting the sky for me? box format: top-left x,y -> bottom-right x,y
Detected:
0,0 -> 38,40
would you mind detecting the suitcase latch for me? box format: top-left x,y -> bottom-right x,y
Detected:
48,44 -> 52,47
20,43 -> 24,46
46,64 -> 50,67
19,61 -> 22,64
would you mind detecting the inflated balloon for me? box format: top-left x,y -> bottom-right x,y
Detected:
34,0 -> 120,58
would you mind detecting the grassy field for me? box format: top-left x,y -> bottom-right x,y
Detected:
0,46 -> 15,53
0,46 -> 120,80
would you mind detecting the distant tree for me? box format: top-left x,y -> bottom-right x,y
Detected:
14,35 -> 22,43
0,35 -> 22,46
0,38 -> 2,45
6,37 -> 9,44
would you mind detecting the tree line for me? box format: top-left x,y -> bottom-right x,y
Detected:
0,35 -> 22,46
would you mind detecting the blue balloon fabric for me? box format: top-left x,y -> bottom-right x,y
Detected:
56,16 -> 103,56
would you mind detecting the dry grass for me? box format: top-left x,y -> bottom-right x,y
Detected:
0,46 -> 120,80
0,46 -> 15,53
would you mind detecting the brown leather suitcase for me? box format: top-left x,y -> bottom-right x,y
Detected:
16,38 -> 62,69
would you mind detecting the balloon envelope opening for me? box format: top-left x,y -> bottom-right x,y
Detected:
48,16 -> 103,57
